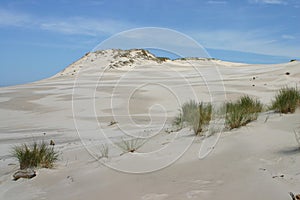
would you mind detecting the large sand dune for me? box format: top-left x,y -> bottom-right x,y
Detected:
0,49 -> 300,199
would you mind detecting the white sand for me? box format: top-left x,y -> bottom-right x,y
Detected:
0,49 -> 300,199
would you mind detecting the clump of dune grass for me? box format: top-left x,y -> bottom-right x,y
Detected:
173,100 -> 212,135
12,141 -> 59,170
270,87 -> 300,114
225,95 -> 263,130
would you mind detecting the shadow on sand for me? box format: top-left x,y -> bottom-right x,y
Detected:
277,147 -> 300,155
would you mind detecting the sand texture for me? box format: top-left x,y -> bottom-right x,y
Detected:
0,49 -> 300,200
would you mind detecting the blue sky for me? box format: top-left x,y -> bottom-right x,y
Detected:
0,0 -> 299,86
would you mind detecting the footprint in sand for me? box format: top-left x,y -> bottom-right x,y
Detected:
141,193 -> 168,200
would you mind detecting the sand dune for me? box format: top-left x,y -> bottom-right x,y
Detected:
0,49 -> 300,199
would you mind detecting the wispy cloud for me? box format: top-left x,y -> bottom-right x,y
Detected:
189,29 -> 299,57
0,9 -> 134,36
249,0 -> 287,5
0,9 -> 32,27
40,18 -> 134,36
0,10 -> 298,58
83,0 -> 105,6
207,1 -> 227,4
282,34 -> 296,39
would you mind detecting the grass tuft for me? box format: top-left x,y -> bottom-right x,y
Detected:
12,141 -> 59,169
225,95 -> 263,130
173,100 -> 212,135
116,137 -> 146,154
99,144 -> 109,158
270,87 -> 300,114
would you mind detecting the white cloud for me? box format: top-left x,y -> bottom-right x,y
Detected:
189,29 -> 299,58
249,0 -> 287,5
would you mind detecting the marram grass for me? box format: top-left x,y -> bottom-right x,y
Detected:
270,87 -> 300,114
173,100 -> 212,135
12,141 -> 59,170
225,95 -> 263,130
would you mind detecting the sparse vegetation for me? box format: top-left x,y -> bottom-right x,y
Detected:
205,119 -> 225,137
156,57 -> 170,62
173,111 -> 183,129
12,141 -> 59,170
293,129 -> 300,149
225,96 -> 263,130
141,49 -> 149,57
116,137 -> 146,154
173,100 -> 212,135
120,52 -> 130,57
108,120 -> 118,126
175,57 -> 218,61
99,144 -> 109,158
270,87 -> 300,114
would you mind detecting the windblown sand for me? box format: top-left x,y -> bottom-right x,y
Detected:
0,50 -> 300,199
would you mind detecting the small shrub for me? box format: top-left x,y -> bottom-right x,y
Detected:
12,141 -> 59,170
173,100 -> 212,135
225,96 -> 263,129
270,87 -> 300,113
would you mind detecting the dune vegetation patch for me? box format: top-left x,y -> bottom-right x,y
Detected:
116,137 -> 146,154
270,87 -> 300,114
225,96 -> 263,130
173,87 -> 300,134
12,141 -> 59,170
173,100 -> 212,135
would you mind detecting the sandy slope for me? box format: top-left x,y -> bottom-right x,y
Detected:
0,49 -> 300,200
